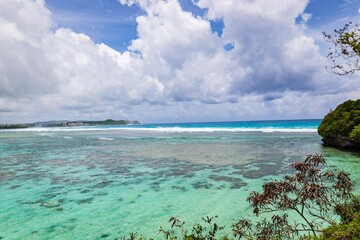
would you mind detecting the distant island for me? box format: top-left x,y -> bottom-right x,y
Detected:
0,119 -> 140,129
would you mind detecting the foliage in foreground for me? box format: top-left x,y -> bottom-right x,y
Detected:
323,21 -> 360,75
115,216 -> 230,240
320,196 -> 360,239
232,154 -> 353,239
116,154 -> 359,240
318,99 -> 360,149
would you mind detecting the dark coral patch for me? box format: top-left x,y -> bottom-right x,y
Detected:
93,180 -> 113,188
172,185 -> 187,191
192,181 -> 213,189
80,189 -> 92,194
208,175 -> 247,189
77,198 -> 93,204
101,233 -> 110,238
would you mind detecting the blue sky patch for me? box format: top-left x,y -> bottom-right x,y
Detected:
224,43 -> 235,52
46,0 -> 143,52
45,0 -> 360,51
178,0 -> 206,17
210,19 -> 224,37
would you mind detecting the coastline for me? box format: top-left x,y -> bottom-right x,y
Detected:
0,119 -> 321,133
1,120 -> 359,239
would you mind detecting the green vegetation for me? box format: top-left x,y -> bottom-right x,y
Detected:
46,119 -> 140,127
0,119 -> 140,129
320,22 -> 360,149
80,119 -> 140,125
0,123 -> 33,129
116,155 -> 360,239
157,216 -> 230,240
323,22 -> 360,75
116,21 -> 360,240
318,99 -> 360,149
320,196 -> 360,239
350,125 -> 360,143
232,154 -> 354,239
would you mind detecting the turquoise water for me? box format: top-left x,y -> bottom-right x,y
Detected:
139,119 -> 322,130
0,120 -> 359,239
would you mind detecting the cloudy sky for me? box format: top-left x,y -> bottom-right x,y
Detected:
0,0 -> 359,124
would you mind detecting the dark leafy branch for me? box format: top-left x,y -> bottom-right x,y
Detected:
116,155 -> 357,240
323,22 -> 360,75
234,154 -> 354,239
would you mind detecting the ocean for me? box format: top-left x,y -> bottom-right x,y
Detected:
1,119 -> 359,239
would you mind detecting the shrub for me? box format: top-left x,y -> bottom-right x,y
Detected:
318,99 -> 360,148
116,155 -> 358,239
232,154 -> 354,239
321,213 -> 360,239
350,125 -> 360,142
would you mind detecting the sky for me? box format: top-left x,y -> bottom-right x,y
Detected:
0,0 -> 360,124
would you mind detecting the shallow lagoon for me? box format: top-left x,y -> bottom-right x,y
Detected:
1,128 -> 360,239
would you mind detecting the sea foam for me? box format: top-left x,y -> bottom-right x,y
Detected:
0,120 -> 321,133
0,126 -> 317,133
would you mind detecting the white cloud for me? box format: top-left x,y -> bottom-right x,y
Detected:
301,13 -> 312,23
0,0 -> 358,123
194,0 -> 330,94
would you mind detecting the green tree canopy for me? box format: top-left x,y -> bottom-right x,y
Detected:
318,99 -> 360,149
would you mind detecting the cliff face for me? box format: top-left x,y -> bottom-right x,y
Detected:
321,134 -> 357,149
318,99 -> 360,150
